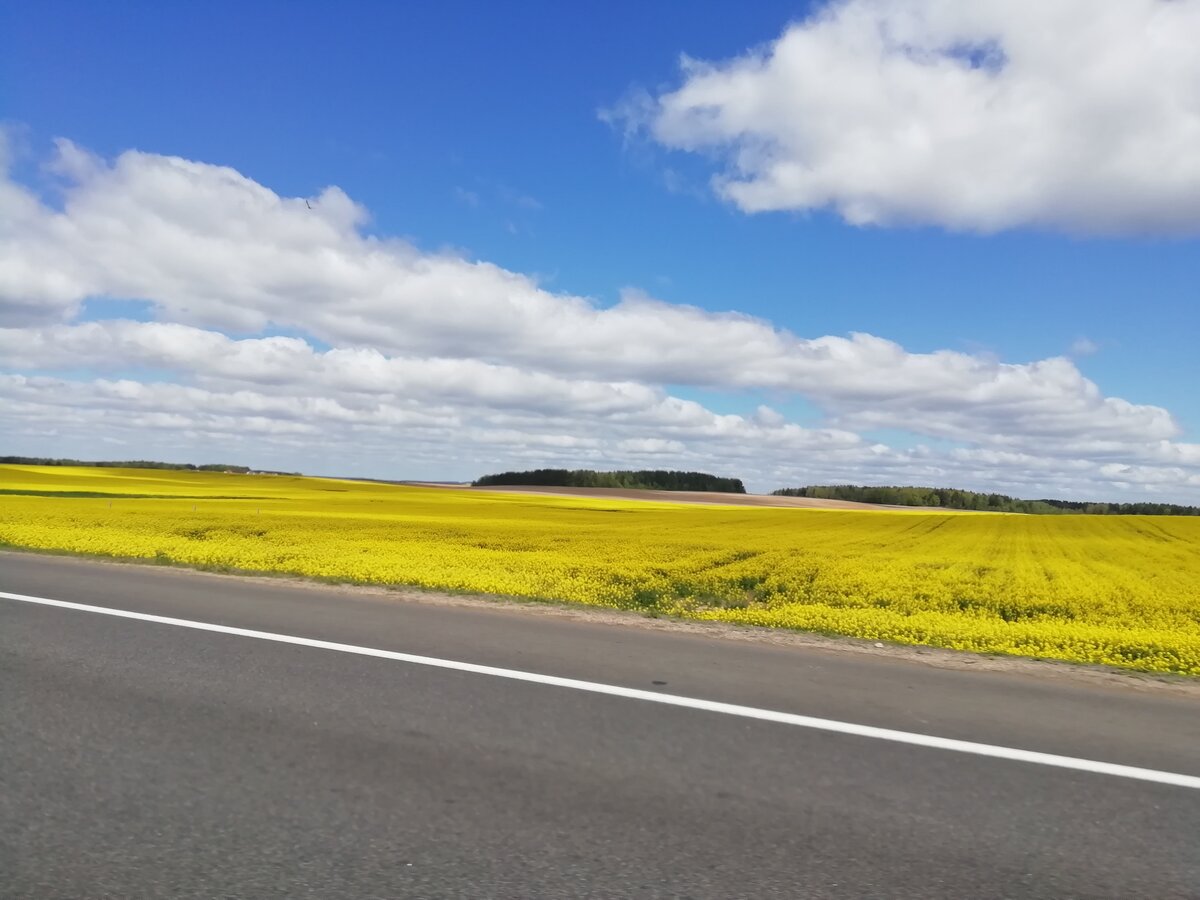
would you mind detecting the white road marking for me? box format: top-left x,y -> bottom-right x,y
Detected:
4,589 -> 1198,791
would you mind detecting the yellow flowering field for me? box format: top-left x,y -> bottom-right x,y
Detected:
2,464 -> 1199,675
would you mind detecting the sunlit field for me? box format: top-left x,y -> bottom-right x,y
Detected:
2,465 -> 1198,675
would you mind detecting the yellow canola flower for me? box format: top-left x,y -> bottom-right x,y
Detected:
1,465 -> 1198,675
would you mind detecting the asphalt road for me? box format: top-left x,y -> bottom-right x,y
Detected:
2,552 -> 1198,899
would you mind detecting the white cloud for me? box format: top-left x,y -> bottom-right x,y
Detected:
617,438 -> 687,455
3,365 -> 1197,500
752,405 -> 785,427
3,318 -> 1197,496
0,145 -> 1178,447
0,318 -> 1177,457
0,370 -> 874,483
0,136 -> 1197,499
615,0 -> 1200,234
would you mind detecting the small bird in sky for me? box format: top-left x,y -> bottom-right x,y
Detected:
305,199 -> 312,209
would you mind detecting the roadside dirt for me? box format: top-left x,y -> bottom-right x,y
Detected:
10,548 -> 1195,697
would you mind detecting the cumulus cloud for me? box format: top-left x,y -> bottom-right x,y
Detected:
0,136 -> 1197,498
0,370 -> 872,484
613,0 -> 1200,234
11,367 -> 1195,500
0,144 -> 1179,445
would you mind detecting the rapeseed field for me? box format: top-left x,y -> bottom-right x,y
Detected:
2,464 -> 1198,675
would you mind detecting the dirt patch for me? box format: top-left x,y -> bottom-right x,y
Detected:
7,548 -> 1194,696
445,484 -> 951,511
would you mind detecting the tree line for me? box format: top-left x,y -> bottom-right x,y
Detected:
0,456 -> 298,476
771,484 -> 1200,515
474,468 -> 747,493
7,455 -> 1193,513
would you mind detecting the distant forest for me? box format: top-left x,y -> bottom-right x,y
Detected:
0,457 -> 298,475
7,456 -> 1193,513
772,484 -> 1200,516
474,468 -> 747,493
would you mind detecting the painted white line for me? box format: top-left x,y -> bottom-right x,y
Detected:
4,589 -> 1198,791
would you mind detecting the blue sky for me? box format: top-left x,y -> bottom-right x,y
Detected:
2,0 -> 1199,499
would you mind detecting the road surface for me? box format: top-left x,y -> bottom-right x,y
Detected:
2,552 -> 1198,898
